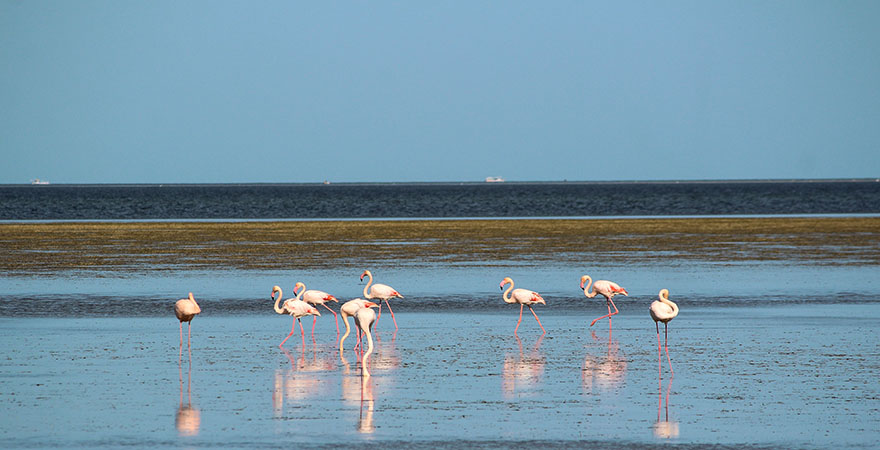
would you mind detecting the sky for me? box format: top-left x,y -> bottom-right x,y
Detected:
2,1 -> 879,184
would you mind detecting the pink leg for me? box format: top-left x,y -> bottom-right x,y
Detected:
280,318 -> 297,348
322,304 -> 339,335
528,305 -> 546,334
312,316 -> 317,338
664,323 -> 674,377
607,302 -> 612,333
179,322 -> 184,359
514,304 -> 524,335
385,300 -> 398,330
376,303 -> 382,323
187,322 -> 193,357
299,319 -> 306,347
589,297 -> 620,327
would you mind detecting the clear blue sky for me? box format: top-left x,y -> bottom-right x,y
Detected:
2,1 -> 879,183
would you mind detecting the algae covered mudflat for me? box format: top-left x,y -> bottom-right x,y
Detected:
1,217 -> 878,275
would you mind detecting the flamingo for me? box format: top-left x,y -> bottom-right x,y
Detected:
499,277 -> 546,335
293,282 -> 340,335
580,275 -> 628,327
339,299 -> 379,353
272,285 -> 321,348
650,288 -> 679,377
355,306 -> 377,377
360,270 -> 403,330
174,292 -> 201,358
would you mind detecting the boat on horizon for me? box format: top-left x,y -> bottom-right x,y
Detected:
30,178 -> 50,185
485,176 -> 505,183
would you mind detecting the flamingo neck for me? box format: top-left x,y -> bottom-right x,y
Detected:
661,292 -> 679,317
502,281 -> 515,303
273,288 -> 284,314
362,272 -> 373,299
339,315 -> 351,353
582,277 -> 596,298
294,284 -> 305,301
189,293 -> 201,313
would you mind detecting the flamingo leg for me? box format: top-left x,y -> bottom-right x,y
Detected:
376,303 -> 382,322
656,321 -> 663,384
528,305 -> 546,334
311,316 -> 317,338
299,318 -> 306,347
187,322 -> 193,358
385,300 -> 398,330
514,304 -> 524,335
179,322 -> 184,359
589,296 -> 620,327
322,304 -> 340,335
664,322 -> 674,377
280,318 -> 297,348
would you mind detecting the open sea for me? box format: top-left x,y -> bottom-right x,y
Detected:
2,179 -> 879,220
1,180 -> 879,448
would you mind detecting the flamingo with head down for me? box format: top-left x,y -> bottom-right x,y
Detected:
360,270 -> 403,330
499,277 -> 546,335
580,275 -> 628,327
339,299 -> 379,353
174,292 -> 201,359
272,285 -> 321,348
650,288 -> 679,377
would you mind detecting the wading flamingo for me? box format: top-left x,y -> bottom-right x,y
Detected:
650,288 -> 679,377
272,285 -> 321,348
500,277 -> 546,335
175,292 -> 201,359
580,275 -> 628,327
355,306 -> 377,377
339,299 -> 379,353
293,282 -> 340,335
360,270 -> 403,330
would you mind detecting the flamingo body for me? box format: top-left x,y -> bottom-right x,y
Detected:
175,292 -> 201,358
650,289 -> 679,377
580,275 -> 628,327
293,282 -> 340,335
500,277 -> 546,335
272,286 -> 320,348
360,270 -> 403,330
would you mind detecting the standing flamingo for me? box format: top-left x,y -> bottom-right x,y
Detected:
339,299 -> 379,353
355,306 -> 377,377
174,292 -> 201,358
272,285 -> 321,348
580,275 -> 629,327
650,288 -> 679,377
500,277 -> 546,335
293,282 -> 340,335
360,270 -> 403,330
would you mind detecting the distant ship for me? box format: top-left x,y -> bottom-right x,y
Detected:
485,176 -> 505,183
31,178 -> 50,185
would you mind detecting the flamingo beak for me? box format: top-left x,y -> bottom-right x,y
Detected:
367,302 -> 379,308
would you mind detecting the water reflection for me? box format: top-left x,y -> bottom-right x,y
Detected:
176,355 -> 200,436
272,347 -> 334,417
502,335 -> 545,398
582,330 -> 627,393
653,377 -> 679,439
358,375 -> 375,434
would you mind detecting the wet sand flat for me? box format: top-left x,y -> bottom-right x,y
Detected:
1,306 -> 878,448
2,217 -> 879,275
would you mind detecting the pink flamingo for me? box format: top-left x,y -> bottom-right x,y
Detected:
650,288 -> 679,377
339,299 -> 379,353
360,270 -> 403,330
499,277 -> 546,335
272,285 -> 321,348
580,275 -> 628,327
174,292 -> 201,358
293,282 -> 340,335
355,306 -> 377,377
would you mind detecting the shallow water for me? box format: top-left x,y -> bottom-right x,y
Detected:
1,306 -> 878,448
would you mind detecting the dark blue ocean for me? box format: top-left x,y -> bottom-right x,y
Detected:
2,180 -> 879,220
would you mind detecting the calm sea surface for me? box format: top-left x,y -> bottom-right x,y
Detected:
2,180 -> 879,220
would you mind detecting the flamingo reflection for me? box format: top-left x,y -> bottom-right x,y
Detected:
501,335 -> 545,398
358,374 -> 375,434
176,353 -> 200,436
272,347 -> 333,417
654,377 -> 679,439
582,330 -> 627,393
